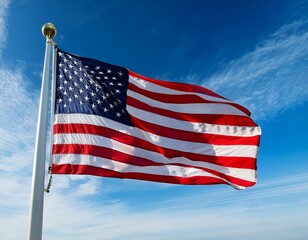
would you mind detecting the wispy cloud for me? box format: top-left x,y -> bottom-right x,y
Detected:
3,170 -> 308,240
40,173 -> 308,240
0,68 -> 38,161
0,0 -> 9,56
203,19 -> 308,120
0,6 -> 109,239
0,3 -> 37,240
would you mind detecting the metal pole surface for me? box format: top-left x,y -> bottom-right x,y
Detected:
28,23 -> 56,240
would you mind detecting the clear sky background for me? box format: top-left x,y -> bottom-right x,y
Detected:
0,0 -> 308,239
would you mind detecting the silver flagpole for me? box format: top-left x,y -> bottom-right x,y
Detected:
28,23 -> 56,240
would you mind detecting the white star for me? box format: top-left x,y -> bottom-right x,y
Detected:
58,86 -> 64,90
68,97 -> 72,102
79,89 -> 84,94
99,71 -> 103,75
116,112 -> 121,117
58,98 -> 63,103
69,64 -> 73,68
63,103 -> 67,108
68,86 -> 73,91
79,101 -> 83,105
85,84 -> 89,89
59,63 -> 63,68
58,74 -> 63,79
104,76 -> 109,80
109,104 -> 114,108
95,66 -> 101,70
117,83 -> 123,86
79,77 -> 84,82
91,104 -> 96,108
63,91 -> 68,95
90,92 -> 96,97
58,52 -> 63,56
74,82 -> 79,87
84,96 -> 90,101
64,68 -> 68,73
115,89 -> 120,93
97,99 -> 102,104
118,71 -> 123,76
107,69 -> 112,73
63,80 -> 68,85
63,58 -> 68,63
109,82 -> 114,86
69,75 -> 73,80
112,76 -> 117,80
74,94 -> 79,99
103,107 -> 109,112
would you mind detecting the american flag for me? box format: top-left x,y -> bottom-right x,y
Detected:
52,48 -> 261,190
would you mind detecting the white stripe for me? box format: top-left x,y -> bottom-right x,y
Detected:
55,114 -> 258,158
53,131 -> 257,158
53,133 -> 256,182
127,90 -> 247,116
127,106 -> 261,137
54,114 -> 259,158
129,75 -> 234,105
53,154 -> 244,189
55,113 -> 261,137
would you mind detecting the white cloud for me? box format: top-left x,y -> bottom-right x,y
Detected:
204,19 -> 308,120
40,173 -> 308,240
0,0 -> 9,56
0,4 -> 106,239
0,68 -> 38,160
0,55 -> 39,240
0,2 -> 33,237
3,171 -> 308,240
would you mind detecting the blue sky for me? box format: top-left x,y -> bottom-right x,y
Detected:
0,0 -> 308,239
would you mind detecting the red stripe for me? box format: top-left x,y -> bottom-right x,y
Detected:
127,96 -> 258,126
53,144 -> 255,187
129,82 -> 224,104
128,82 -> 250,116
128,70 -> 251,116
129,115 -> 260,145
52,164 -> 255,188
53,144 -> 161,166
54,123 -> 257,169
129,70 -> 224,98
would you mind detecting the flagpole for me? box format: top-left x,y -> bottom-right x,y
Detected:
28,23 -> 56,240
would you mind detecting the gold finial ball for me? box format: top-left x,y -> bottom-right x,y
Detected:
42,23 -> 56,39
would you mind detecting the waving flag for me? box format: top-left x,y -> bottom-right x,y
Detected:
52,48 -> 261,190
